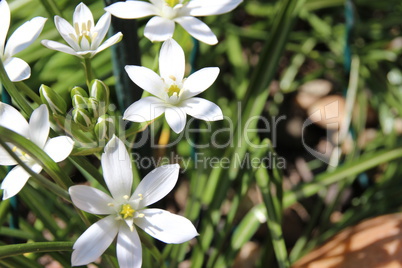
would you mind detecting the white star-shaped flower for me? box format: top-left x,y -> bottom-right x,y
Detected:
105,0 -> 243,45
0,103 -> 74,200
123,38 -> 223,133
0,0 -> 46,81
69,136 -> 198,267
42,2 -> 122,58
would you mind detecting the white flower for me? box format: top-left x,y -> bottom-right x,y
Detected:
123,38 -> 223,133
0,103 -> 74,200
69,136 -> 197,268
0,0 -> 46,81
105,0 -> 243,45
41,2 -> 122,58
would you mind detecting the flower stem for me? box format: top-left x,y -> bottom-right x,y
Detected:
83,58 -> 94,88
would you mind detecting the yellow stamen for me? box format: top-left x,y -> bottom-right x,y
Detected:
138,194 -> 143,200
107,203 -> 114,207
137,213 -> 145,218
165,0 -> 180,7
167,84 -> 181,97
123,195 -> 129,200
120,204 -> 135,219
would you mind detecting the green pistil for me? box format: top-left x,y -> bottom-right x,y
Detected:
167,84 -> 181,97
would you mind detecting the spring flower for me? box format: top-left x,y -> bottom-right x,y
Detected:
105,0 -> 243,45
0,0 -> 46,81
123,38 -> 223,133
41,3 -> 122,58
0,103 -> 74,200
69,136 -> 197,267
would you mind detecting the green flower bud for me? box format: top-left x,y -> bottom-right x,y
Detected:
39,85 -> 67,115
87,97 -> 99,118
90,79 -> 109,106
72,108 -> 93,129
94,115 -> 115,141
72,94 -> 88,109
71,86 -> 88,99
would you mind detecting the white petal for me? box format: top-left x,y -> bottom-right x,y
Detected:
92,12 -> 112,49
132,164 -> 180,208
181,67 -> 219,99
3,57 -> 31,82
101,136 -> 133,200
123,97 -> 166,123
73,3 -> 94,29
159,38 -> 185,81
187,0 -> 243,16
54,16 -> 80,51
43,136 -> 74,162
144,16 -> 175,42
174,16 -> 217,45
135,209 -> 198,243
117,224 -> 142,268
41,40 -> 79,56
0,144 -> 17,166
105,1 -> 157,19
0,0 -> 10,55
4,17 -> 47,58
0,102 -> 29,136
71,215 -> 119,266
181,97 -> 223,121
69,185 -> 115,215
124,65 -> 165,99
1,165 -> 31,200
29,105 -> 49,149
165,106 -> 186,133
93,32 -> 123,55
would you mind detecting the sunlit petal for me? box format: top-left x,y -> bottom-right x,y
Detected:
101,136 -> 133,200
165,106 -> 186,133
0,102 -> 29,136
73,3 -> 94,28
123,97 -> 166,123
181,67 -> 219,99
4,17 -> 47,58
43,136 -> 74,163
117,224 -> 142,268
94,32 -> 123,55
181,97 -> 223,121
105,1 -> 157,19
29,105 -> 49,149
0,0 -> 10,55
144,16 -> 175,42
3,57 -> 31,82
174,16 -> 217,45
54,16 -> 81,51
135,209 -> 198,243
69,185 -> 115,215
1,165 -> 31,200
159,38 -> 185,81
187,0 -> 243,16
92,12 -> 111,49
125,65 -> 165,99
71,215 -> 119,266
132,164 -> 180,207
41,40 -> 79,56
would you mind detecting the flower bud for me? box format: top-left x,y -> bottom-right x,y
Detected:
87,97 -> 99,118
94,115 -> 115,141
72,94 -> 88,109
71,86 -> 88,99
90,79 -> 109,106
72,108 -> 93,129
39,85 -> 67,115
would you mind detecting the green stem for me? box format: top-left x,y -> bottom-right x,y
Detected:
15,82 -> 42,105
83,58 -> 94,88
0,242 -> 73,259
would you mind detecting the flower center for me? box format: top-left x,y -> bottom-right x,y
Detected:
120,204 -> 135,219
167,84 -> 181,97
71,21 -> 98,49
12,146 -> 32,163
165,0 -> 180,7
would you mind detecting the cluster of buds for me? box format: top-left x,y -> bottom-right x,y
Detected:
40,79 -> 115,149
